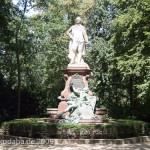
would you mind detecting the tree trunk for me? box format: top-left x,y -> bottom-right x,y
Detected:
129,75 -> 134,110
15,29 -> 21,118
16,49 -> 21,118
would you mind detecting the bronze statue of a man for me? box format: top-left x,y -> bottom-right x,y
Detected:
66,16 -> 88,64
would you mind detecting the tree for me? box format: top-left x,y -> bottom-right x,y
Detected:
112,0 -> 150,109
87,0 -> 113,39
25,1 -> 69,114
110,0 -> 150,117
0,0 -> 69,118
85,0 -> 116,111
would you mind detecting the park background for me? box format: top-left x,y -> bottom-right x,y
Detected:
0,0 -> 150,123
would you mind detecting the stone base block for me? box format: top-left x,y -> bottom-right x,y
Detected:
44,118 -> 60,123
44,118 -> 109,124
79,119 -> 109,124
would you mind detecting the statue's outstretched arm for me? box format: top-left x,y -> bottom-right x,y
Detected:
66,27 -> 73,39
83,27 -> 88,43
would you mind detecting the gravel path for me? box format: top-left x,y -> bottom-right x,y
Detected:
1,128 -> 150,150
0,142 -> 150,150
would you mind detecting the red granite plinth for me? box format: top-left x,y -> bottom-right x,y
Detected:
44,118 -> 60,123
95,108 -> 108,115
57,100 -> 69,118
58,64 -> 92,114
46,64 -> 109,122
47,108 -> 58,119
61,67 -> 92,76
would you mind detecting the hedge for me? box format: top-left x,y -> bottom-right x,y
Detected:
1,118 -> 150,139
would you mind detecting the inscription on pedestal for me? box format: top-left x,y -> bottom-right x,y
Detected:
70,74 -> 85,89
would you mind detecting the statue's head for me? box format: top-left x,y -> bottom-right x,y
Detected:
75,16 -> 82,24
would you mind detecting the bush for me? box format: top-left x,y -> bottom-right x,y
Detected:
2,118 -> 150,139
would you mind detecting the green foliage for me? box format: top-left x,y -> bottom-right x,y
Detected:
0,0 -> 150,121
85,0 -> 150,119
23,3 -> 69,113
2,118 -> 150,139
0,0 -> 12,45
87,0 -> 113,39
86,37 -> 113,106
0,0 -> 69,119
0,74 -> 17,122
86,0 -> 125,117
109,0 -> 150,115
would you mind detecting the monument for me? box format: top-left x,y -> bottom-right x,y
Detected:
47,17 -> 108,123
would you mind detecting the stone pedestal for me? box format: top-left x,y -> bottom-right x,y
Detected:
57,64 -> 92,115
47,108 -> 58,119
46,63 -> 109,123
